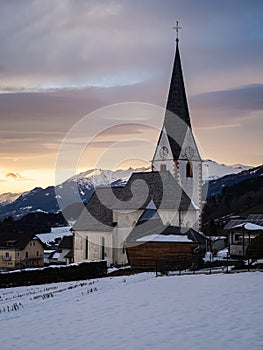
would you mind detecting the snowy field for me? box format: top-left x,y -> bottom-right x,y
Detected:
1,272 -> 262,350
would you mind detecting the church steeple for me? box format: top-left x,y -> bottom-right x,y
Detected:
165,40 -> 191,128
152,24 -> 202,229
157,30 -> 192,162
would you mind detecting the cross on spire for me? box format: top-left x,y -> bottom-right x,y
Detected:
173,20 -> 182,43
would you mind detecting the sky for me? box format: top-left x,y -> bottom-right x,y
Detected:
0,0 -> 262,194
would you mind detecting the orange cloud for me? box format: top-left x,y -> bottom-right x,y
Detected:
5,173 -> 27,181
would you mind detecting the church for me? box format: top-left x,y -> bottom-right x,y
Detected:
72,30 -> 205,267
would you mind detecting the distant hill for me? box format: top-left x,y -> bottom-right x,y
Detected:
202,165 -> 263,234
206,164 -> 263,197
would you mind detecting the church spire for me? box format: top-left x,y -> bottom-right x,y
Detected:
165,22 -> 191,128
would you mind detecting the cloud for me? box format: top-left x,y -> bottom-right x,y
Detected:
0,0 -> 262,180
0,1 -> 262,92
192,84 -> 263,112
5,172 -> 31,181
190,84 -> 263,131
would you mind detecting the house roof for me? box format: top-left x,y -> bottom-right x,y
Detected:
231,223 -> 263,231
58,235 -> 73,249
0,231 -> 43,250
73,170 -> 197,232
224,215 -> 263,230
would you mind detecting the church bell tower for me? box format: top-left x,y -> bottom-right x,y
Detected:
152,22 -> 202,226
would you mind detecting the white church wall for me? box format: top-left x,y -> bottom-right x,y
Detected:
180,210 -> 200,231
73,230 -> 113,264
112,210 -> 143,265
158,210 -> 180,226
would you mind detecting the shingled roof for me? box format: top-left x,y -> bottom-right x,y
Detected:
58,235 -> 73,249
0,231 -> 43,250
73,171 -> 196,232
91,171 -> 196,211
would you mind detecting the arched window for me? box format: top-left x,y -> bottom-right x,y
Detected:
160,164 -> 167,171
186,161 -> 193,178
85,236 -> 89,260
101,236 -> 105,260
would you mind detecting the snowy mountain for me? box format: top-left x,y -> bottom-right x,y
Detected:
0,192 -> 22,206
206,164 -> 263,197
202,159 -> 251,181
0,161 -> 257,221
0,167 -> 149,220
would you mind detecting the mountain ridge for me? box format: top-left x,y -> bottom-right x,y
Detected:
0,161 -> 258,221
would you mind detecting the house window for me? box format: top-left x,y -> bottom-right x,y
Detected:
101,237 -> 105,260
25,252 -> 29,258
160,164 -> 167,171
186,161 -> 193,178
17,252 -> 20,257
7,262 -> 13,266
36,251 -> 40,257
5,252 -> 9,258
85,236 -> 89,260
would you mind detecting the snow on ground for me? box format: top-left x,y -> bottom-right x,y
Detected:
1,272 -> 262,350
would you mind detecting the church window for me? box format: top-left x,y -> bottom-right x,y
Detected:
101,237 -> 105,260
85,236 -> 89,260
186,161 -> 193,178
160,164 -> 167,171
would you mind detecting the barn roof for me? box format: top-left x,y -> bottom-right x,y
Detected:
126,217 -> 206,244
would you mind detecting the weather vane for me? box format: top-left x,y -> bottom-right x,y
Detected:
173,20 -> 182,43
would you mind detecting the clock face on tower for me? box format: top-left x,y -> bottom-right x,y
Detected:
159,145 -> 169,159
184,146 -> 194,159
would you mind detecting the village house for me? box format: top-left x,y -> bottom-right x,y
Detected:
72,31 -> 206,267
223,214 -> 263,258
0,231 -> 44,270
49,235 -> 73,265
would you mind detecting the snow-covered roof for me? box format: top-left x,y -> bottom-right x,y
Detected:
232,222 -> 263,231
36,227 -> 73,245
51,252 -> 61,260
136,234 -> 192,243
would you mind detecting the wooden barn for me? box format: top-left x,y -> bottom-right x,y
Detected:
125,201 -> 207,269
